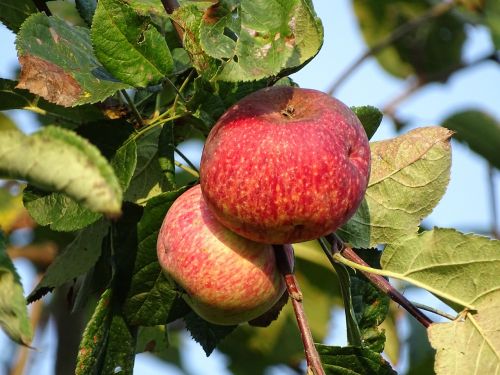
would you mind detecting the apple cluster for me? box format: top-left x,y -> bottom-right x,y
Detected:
157,86 -> 371,325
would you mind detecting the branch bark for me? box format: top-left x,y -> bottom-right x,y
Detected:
274,245 -> 325,375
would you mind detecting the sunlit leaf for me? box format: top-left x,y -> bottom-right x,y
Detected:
339,127 -> 452,248
381,228 -> 500,311
16,13 -> 129,107
0,126 -> 123,216
91,0 -> 173,87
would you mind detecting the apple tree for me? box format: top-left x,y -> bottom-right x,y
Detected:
0,0 -> 499,374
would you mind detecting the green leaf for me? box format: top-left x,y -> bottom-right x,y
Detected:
428,289 -> 500,375
351,106 -> 383,140
112,140 -> 138,192
76,289 -> 112,375
485,0 -> 500,49
91,0 -> 173,87
353,1 -> 466,80
135,325 -> 168,354
317,344 -> 396,374
158,122 -> 176,190
407,317 -> 435,375
349,249 -> 390,353
199,0 -> 324,81
442,110 -> 500,169
0,0 -> 37,33
124,0 -> 167,21
124,128 -> 169,204
339,126 -> 453,248
0,113 -> 18,133
381,228 -> 500,311
23,186 -> 101,231
0,232 -> 32,345
76,0 -> 97,26
27,219 -> 109,303
124,187 -> 190,326
184,311 -> 237,356
16,13 -> 130,107
0,126 -> 123,216
101,314 -> 136,375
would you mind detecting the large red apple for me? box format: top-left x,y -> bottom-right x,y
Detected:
157,185 -> 293,325
199,86 -> 371,244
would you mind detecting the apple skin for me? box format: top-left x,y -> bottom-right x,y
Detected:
199,86 -> 371,244
157,185 -> 293,326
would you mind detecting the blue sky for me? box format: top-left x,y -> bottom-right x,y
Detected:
0,0 -> 499,374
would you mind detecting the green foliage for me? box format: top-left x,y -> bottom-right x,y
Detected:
442,109 -> 500,169
16,13 -> 130,107
0,232 -> 32,346
27,219 -> 109,303
0,126 -> 123,216
91,0 -> 174,87
353,0 -> 466,80
0,0 -> 37,33
351,105 -> 383,139
317,344 -> 396,374
428,289 -> 500,375
339,126 -> 453,248
381,228 -> 500,311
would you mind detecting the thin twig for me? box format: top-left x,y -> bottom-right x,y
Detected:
488,165 -> 499,239
327,0 -> 457,95
410,301 -> 457,321
120,90 -> 144,127
382,52 -> 498,122
337,247 -> 433,328
175,147 -> 199,173
174,161 -> 199,178
274,245 -> 325,375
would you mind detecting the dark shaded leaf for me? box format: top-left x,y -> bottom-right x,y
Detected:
27,219 -> 109,303
76,0 -> 97,26
102,314 -> 136,375
351,106 -> 383,140
0,232 -> 32,345
442,109 -> 500,169
184,311 -> 237,356
317,344 -> 396,375
0,0 -> 37,33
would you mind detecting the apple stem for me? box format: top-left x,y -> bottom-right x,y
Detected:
323,235 -> 433,328
274,245 -> 326,375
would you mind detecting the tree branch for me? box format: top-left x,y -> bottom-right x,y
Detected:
327,0 -> 457,95
274,245 -> 325,375
323,236 -> 433,328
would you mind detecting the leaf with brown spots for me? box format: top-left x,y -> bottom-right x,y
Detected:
16,13 -> 129,107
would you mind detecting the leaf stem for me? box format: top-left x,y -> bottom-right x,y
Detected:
273,245 -> 325,375
121,90 -> 144,127
323,236 -> 434,328
410,301 -> 457,321
132,113 -> 185,141
327,0 -> 457,95
174,147 -> 199,173
488,164 -> 499,239
174,161 -> 199,178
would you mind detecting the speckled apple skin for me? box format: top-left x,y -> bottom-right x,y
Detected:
200,86 -> 371,244
157,185 -> 292,325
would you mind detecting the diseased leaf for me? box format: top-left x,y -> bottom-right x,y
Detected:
174,0 -> 323,82
16,13 -> 130,107
75,289 -> 112,375
0,232 -> 32,345
0,0 -> 37,33
428,289 -> 500,375
442,110 -> 500,169
124,187 -> 190,326
27,219 -> 109,303
23,186 -> 101,232
101,314 -> 136,375
135,325 -> 168,354
381,228 -> 500,311
317,344 -> 396,374
351,106 -> 383,140
353,1 -> 466,80
339,127 -> 452,248
91,0 -> 173,87
184,311 -> 237,356
0,126 -> 123,216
